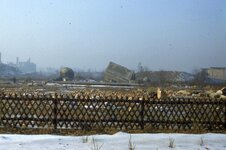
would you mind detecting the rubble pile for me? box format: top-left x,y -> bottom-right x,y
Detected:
1,84 -> 226,100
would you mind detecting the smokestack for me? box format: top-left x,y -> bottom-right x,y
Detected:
0,52 -> 1,63
16,57 -> 19,65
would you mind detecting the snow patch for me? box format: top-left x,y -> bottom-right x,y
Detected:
0,133 -> 226,150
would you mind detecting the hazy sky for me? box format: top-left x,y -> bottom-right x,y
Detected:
0,0 -> 226,72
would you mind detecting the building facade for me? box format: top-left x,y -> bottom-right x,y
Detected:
203,67 -> 226,81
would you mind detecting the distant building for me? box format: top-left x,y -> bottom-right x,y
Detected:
0,53 -> 36,74
18,58 -> 36,73
202,67 -> 226,81
8,57 -> 36,74
104,62 -> 135,83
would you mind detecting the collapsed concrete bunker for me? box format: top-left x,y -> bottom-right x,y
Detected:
104,62 -> 135,84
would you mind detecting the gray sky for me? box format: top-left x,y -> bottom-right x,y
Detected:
0,0 -> 226,72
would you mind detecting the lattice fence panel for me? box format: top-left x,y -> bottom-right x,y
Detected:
0,95 -> 55,129
0,94 -> 225,131
56,96 -> 142,130
144,98 -> 225,130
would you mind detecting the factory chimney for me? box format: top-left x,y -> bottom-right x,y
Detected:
0,52 -> 2,64
16,57 -> 19,65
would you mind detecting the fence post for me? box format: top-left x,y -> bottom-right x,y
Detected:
224,100 -> 226,130
0,93 -> 5,125
140,98 -> 145,130
0,94 -> 2,124
53,94 -> 58,130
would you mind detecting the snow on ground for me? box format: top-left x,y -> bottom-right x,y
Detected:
0,132 -> 226,150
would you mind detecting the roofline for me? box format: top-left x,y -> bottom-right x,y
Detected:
210,67 -> 226,69
108,61 -> 134,73
202,67 -> 226,70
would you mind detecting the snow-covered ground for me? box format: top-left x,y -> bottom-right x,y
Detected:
0,132 -> 226,150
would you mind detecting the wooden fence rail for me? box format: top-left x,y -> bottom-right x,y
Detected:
0,94 -> 226,131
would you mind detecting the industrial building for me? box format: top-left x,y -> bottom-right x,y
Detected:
7,56 -> 36,74
202,67 -> 226,81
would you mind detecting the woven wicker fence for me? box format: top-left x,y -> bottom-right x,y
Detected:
0,94 -> 226,131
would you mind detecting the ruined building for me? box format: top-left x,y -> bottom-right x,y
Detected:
59,67 -> 74,81
104,62 -> 135,83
